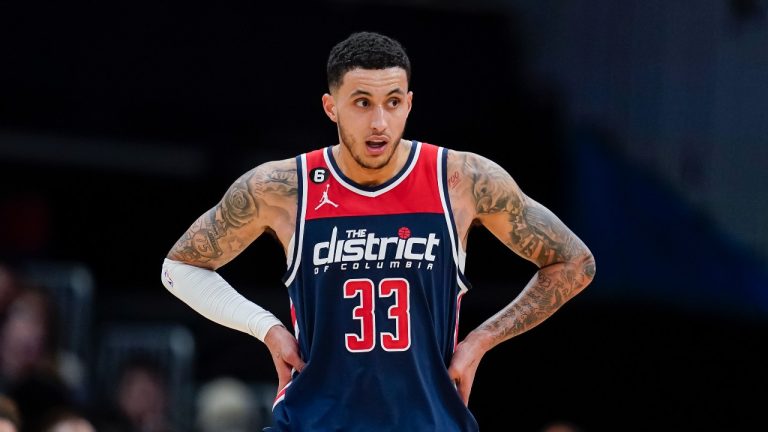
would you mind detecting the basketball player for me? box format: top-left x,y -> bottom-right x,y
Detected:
161,31 -> 595,431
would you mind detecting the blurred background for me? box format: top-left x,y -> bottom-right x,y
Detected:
1,0 -> 767,431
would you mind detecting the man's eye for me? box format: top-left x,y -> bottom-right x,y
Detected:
388,99 -> 400,108
355,99 -> 369,107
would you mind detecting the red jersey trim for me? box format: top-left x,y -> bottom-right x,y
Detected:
304,141 -> 445,220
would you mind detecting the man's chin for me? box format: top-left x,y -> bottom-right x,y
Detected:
354,157 -> 388,170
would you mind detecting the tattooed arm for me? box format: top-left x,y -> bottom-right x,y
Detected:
163,158 -> 305,391
167,158 -> 298,269
446,150 -> 595,405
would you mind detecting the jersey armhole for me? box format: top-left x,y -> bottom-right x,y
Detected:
437,147 -> 472,291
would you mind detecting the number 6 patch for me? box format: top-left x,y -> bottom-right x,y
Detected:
310,168 -> 328,184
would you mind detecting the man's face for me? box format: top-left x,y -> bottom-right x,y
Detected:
323,67 -> 412,170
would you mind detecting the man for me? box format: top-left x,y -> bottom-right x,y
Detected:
161,31 -> 595,431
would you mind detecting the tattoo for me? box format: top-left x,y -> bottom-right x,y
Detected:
170,211 -> 226,263
261,169 -> 298,196
169,162 -> 298,265
481,262 -> 586,343
221,176 -> 258,228
478,224 -> 595,345
458,150 -> 595,346
583,259 -> 596,280
468,157 -> 521,215
448,171 -> 460,189
461,153 -> 577,267
506,204 -> 576,266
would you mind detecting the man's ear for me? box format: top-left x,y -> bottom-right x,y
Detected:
322,93 -> 337,123
407,91 -> 413,115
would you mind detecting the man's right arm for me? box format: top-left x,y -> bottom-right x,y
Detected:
160,158 -> 298,341
160,157 -> 305,389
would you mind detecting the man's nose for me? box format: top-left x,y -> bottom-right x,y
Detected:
370,106 -> 388,131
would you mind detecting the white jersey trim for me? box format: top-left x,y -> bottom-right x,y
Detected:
437,147 -> 469,293
285,233 -> 295,269
284,154 -> 308,287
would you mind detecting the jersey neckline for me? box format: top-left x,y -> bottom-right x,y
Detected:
323,140 -> 421,197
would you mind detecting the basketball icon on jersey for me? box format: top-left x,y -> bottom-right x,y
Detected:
398,227 -> 411,239
314,184 -> 339,210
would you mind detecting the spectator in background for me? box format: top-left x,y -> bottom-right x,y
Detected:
195,376 -> 260,432
0,285 -> 59,387
39,408 -> 95,432
0,393 -> 20,432
0,282 -> 74,432
94,355 -> 174,432
0,265 -> 22,320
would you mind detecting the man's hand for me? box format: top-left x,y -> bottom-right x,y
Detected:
263,325 -> 305,393
448,333 -> 489,406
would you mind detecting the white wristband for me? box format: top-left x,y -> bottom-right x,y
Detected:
161,258 -> 283,342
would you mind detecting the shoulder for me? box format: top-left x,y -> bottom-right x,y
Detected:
444,148 -> 523,216
240,157 -> 298,201
253,156 -> 298,175
444,148 -> 507,179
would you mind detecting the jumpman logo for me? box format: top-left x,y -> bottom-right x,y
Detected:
315,184 -> 339,210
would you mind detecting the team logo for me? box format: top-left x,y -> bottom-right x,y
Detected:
314,184 -> 339,210
310,168 -> 328,184
312,226 -> 441,273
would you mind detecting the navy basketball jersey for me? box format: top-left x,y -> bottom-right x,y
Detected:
271,141 -> 478,431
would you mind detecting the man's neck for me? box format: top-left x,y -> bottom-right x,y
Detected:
333,139 -> 411,187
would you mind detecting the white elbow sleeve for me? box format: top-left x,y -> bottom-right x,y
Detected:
161,258 -> 283,342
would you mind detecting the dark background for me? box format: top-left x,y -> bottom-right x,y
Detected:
1,0 -> 767,431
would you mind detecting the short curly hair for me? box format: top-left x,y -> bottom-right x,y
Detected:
327,31 -> 411,91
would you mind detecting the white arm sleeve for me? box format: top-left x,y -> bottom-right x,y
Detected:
161,258 -> 283,342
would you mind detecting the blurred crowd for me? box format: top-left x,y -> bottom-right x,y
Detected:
0,262 -> 267,432
0,260 -> 585,432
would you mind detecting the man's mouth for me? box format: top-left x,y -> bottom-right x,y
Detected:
366,140 -> 387,148
365,137 -> 389,154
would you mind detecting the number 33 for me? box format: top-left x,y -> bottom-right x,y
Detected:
344,278 -> 411,352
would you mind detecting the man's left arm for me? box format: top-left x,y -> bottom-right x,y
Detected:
446,150 -> 596,404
